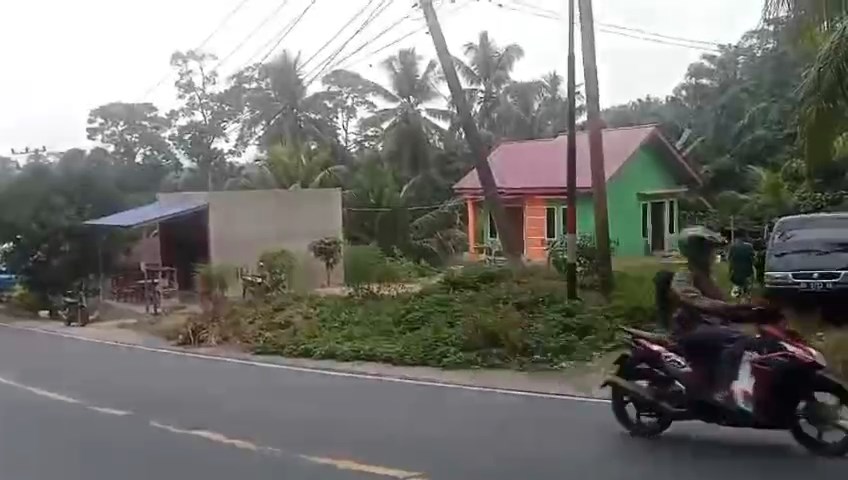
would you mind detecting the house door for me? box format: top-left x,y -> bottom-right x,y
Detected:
650,201 -> 666,252
506,206 -> 525,254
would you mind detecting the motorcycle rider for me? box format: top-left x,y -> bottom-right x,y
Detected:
670,226 -> 756,406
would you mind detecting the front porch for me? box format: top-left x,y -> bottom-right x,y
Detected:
463,190 -> 685,262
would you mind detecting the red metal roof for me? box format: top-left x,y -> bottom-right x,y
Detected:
453,124 -> 699,196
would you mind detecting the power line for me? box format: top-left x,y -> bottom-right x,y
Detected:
300,0 -> 382,72
510,0 -> 723,47
254,0 -> 320,65
247,0 -> 393,147
327,7 -> 421,72
138,0 -> 254,100
213,0 -> 293,71
597,23 -> 722,48
345,199 -> 462,211
597,28 -> 721,52
304,0 -> 394,85
197,0 -> 257,50
336,0 -> 470,71
495,1 -> 722,52
220,0 -> 317,136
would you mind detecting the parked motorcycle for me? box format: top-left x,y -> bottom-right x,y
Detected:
603,308 -> 848,457
59,282 -> 91,327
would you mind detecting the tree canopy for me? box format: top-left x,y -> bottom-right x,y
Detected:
3,19 -> 847,294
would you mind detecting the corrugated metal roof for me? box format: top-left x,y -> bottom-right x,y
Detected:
84,198 -> 207,228
453,125 -> 700,195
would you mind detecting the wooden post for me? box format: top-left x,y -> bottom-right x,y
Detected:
419,0 -> 522,266
565,0 -> 578,299
578,0 -> 613,294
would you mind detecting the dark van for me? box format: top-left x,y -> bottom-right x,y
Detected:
764,213 -> 848,295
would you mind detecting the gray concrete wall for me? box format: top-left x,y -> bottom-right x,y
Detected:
205,189 -> 344,291
157,192 -> 209,206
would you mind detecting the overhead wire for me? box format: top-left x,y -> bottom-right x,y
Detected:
303,0 -> 394,85
509,0 -> 723,47
300,0 -> 382,72
213,0 -> 293,71
248,0 -> 393,146
495,0 -> 723,53
225,0 -> 320,139
336,0 -> 470,71
254,0 -> 321,66
138,0 -> 255,100
328,6 -> 423,72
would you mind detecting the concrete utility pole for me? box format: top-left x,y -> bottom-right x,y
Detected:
419,0 -> 522,266
577,0 -> 613,294
565,0 -> 578,299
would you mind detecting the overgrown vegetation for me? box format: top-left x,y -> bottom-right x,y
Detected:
343,245 -> 435,287
222,265 -> 656,369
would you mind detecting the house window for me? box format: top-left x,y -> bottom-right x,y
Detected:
546,207 -> 557,240
487,212 -> 498,240
560,206 -> 574,237
667,200 -> 676,234
641,203 -> 648,238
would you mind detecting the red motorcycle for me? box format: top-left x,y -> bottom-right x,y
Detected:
603,308 -> 848,456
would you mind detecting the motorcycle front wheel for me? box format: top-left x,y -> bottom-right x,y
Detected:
791,384 -> 848,457
611,359 -> 673,438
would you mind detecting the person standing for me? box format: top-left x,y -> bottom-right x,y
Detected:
728,235 -> 755,300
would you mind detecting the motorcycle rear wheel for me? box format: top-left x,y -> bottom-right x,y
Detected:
611,360 -> 673,438
790,385 -> 848,457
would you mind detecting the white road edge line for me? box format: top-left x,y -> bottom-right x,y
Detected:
0,375 -> 82,404
0,322 -> 610,404
87,406 -> 133,416
0,373 -> 134,417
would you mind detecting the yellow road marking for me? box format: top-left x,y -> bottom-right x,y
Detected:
149,421 -> 425,478
149,421 -> 264,452
299,455 -> 425,479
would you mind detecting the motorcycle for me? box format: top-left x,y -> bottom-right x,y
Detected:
58,282 -> 91,327
603,308 -> 848,457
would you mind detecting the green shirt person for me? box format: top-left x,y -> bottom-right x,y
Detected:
728,238 -> 755,290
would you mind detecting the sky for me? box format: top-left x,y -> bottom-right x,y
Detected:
0,0 -> 764,157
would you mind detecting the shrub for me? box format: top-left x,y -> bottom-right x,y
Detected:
344,245 -> 423,286
8,284 -> 43,313
309,237 -> 342,287
257,249 -> 297,294
547,234 -> 619,287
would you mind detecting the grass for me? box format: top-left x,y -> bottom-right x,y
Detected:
215,262 -> 660,369
179,255 -> 848,377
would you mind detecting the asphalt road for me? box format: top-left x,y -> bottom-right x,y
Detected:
0,321 -> 844,479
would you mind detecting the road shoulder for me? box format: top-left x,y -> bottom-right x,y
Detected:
1,315 -> 613,400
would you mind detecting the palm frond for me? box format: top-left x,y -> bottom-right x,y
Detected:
798,18 -> 848,175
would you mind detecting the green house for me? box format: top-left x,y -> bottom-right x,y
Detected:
453,125 -> 703,260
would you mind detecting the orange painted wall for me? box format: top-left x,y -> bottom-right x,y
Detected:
524,197 -> 548,261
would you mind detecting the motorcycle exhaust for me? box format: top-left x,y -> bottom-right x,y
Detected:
602,375 -> 681,416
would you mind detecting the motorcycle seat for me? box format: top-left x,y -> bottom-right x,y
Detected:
620,327 -> 674,347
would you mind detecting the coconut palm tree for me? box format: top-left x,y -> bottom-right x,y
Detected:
335,48 -> 452,181
454,31 -> 525,135
232,51 -> 336,150
762,1 -> 848,173
222,143 -> 347,191
493,72 -> 585,140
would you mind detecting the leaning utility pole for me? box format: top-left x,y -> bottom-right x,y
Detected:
578,0 -> 613,294
419,0 -> 522,265
565,0 -> 578,299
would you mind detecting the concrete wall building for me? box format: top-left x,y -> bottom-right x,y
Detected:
87,189 -> 343,292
